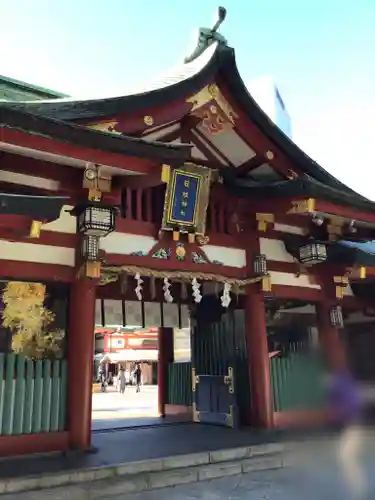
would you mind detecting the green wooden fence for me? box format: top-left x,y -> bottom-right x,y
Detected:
0,353 -> 67,435
270,351 -> 326,412
167,362 -> 192,406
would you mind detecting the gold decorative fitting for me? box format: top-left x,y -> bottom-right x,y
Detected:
29,220 -> 42,239
261,275 -> 272,292
192,368 -> 200,392
144,115 -> 154,126
265,150 -> 274,160
186,84 -> 238,135
225,405 -> 234,428
287,198 -> 316,214
88,188 -> 102,201
224,366 -> 234,394
161,164 -> 171,184
192,402 -> 201,423
196,234 -> 209,245
360,266 -> 367,279
176,245 -> 186,258
173,230 -> 180,241
188,233 -> 196,243
256,213 -> 274,232
87,121 -> 121,135
86,262 -> 101,279
287,169 -> 299,180
208,83 -> 219,98
333,276 -> 348,300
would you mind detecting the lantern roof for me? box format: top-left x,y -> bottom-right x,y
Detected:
0,192 -> 69,221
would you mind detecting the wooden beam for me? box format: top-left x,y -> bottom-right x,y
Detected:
81,98 -> 193,136
315,200 -> 375,225
0,129 -> 174,176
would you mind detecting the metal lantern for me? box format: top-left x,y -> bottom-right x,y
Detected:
299,242 -> 327,265
330,305 -> 344,328
254,254 -> 267,275
82,235 -> 100,261
74,202 -> 117,237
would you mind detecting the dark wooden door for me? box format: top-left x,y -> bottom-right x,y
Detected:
192,368 -> 239,427
191,302 -> 250,426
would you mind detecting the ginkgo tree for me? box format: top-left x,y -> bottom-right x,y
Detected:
2,281 -> 64,359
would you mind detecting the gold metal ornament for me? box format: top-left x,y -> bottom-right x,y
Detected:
144,115 -> 154,126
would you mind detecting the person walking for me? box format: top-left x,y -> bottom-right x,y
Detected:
117,367 -> 126,394
328,350 -> 366,499
134,363 -> 142,393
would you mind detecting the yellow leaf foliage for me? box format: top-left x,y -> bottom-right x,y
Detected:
2,282 -> 65,359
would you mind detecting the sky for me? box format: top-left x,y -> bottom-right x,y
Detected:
1,0 -> 375,199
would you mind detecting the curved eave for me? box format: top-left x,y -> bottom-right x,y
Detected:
0,193 -> 70,221
0,106 -> 192,161
4,42 -> 374,208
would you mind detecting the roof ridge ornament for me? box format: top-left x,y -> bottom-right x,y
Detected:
184,6 -> 227,64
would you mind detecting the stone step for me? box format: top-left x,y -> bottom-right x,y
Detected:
0,442 -> 290,498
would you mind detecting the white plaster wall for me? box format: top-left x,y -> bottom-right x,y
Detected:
0,170 -> 60,191
259,238 -> 294,263
273,223 -> 305,235
269,271 -> 321,289
202,245 -> 246,268
0,240 -> 75,266
42,205 -> 76,234
100,232 -> 157,255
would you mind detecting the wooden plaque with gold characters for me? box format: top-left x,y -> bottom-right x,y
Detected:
161,163 -> 212,235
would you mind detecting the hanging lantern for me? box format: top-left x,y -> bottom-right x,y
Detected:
81,235 -> 100,261
253,254 -> 267,275
330,305 -> 344,328
299,242 -> 327,265
71,201 -> 117,237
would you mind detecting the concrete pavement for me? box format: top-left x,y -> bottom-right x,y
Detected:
114,461 -> 375,500
3,437 -> 375,499
92,385 -> 159,430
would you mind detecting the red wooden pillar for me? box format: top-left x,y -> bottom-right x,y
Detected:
244,285 -> 273,428
67,278 -> 96,450
316,301 -> 345,369
158,327 -> 174,416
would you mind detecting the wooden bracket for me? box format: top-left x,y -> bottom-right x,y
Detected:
256,213 -> 274,232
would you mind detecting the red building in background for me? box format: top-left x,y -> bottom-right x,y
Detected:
94,327 -> 158,384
